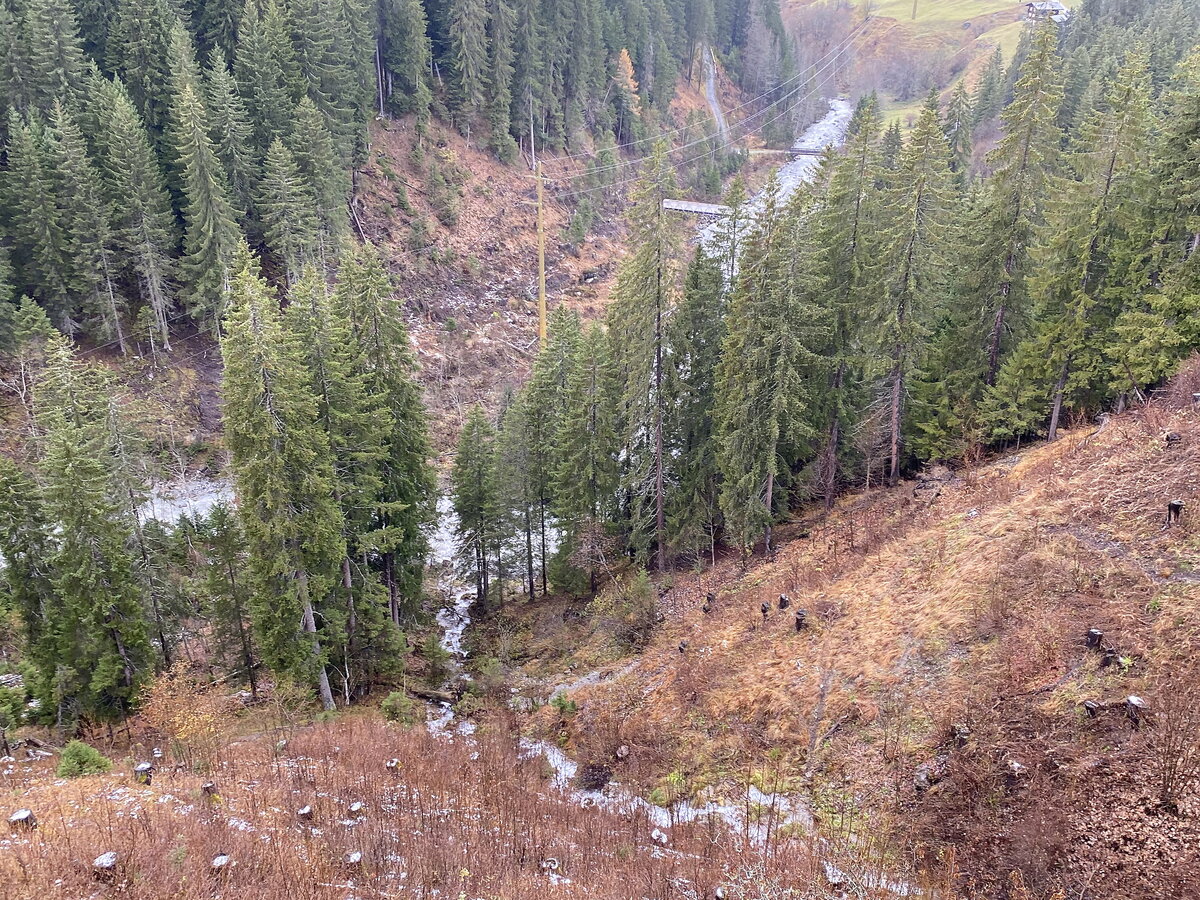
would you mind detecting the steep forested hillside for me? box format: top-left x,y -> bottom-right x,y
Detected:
2,1 -> 1200,895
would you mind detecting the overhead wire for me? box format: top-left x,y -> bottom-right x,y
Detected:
544,36 -> 865,202
536,18 -> 873,170
540,26 -> 871,200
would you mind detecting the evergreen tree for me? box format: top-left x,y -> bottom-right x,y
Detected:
89,73 -> 176,348
968,22 -> 1064,388
552,321 -> 618,588
714,178 -> 823,555
257,139 -> 319,282
973,45 -> 1006,126
221,256 -> 341,710
944,79 -> 974,180
286,269 -> 399,698
3,115 -> 74,329
380,0 -> 433,123
287,97 -> 348,259
106,0 -> 175,141
47,103 -> 128,350
607,142 -> 678,570
987,51 -> 1155,441
810,96 -> 882,504
333,244 -> 434,622
193,503 -> 259,698
872,90 -> 955,482
21,0 -> 86,111
171,82 -> 241,323
0,457 -> 60,714
524,305 -> 581,591
202,50 -> 258,221
234,0 -> 294,150
36,338 -> 153,724
665,247 -> 724,561
448,0 -> 490,137
452,405 -> 498,602
487,0 -> 518,160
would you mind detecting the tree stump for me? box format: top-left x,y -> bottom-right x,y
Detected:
342,851 -> 363,869
1083,700 -> 1101,718
1126,695 -> 1148,728
201,782 -> 218,799
297,805 -> 314,822
8,809 -> 36,832
678,640 -> 688,654
760,602 -> 769,620
615,745 -> 630,760
795,610 -> 808,632
385,758 -> 400,774
1167,500 -> 1185,526
348,801 -> 365,816
211,854 -> 233,874
778,594 -> 791,610
93,852 -> 119,881
702,593 -> 715,614
951,723 -> 971,747
1086,628 -> 1104,649
133,763 -> 154,786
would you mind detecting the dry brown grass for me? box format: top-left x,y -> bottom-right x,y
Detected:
527,398 -> 1200,897
0,717 -> 953,899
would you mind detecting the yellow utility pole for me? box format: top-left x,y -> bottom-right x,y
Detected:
536,162 -> 547,349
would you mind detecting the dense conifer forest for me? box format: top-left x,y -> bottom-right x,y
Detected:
0,0 -> 1198,733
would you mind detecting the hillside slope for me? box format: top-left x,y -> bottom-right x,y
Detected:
515,370 -> 1200,898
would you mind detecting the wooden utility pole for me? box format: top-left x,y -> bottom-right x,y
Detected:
536,162 -> 547,349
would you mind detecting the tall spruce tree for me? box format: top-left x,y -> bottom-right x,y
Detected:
333,244 -> 434,623
202,50 -> 257,222
554,321 -> 619,588
665,247 -> 725,562
714,178 -> 823,555
871,90 -> 955,482
448,0 -> 490,138
607,142 -> 679,570
285,269 -> 399,699
4,114 -> 74,330
969,21 -> 1064,388
452,405 -> 498,602
221,255 -> 341,710
171,82 -> 241,324
257,139 -> 319,283
35,337 -> 153,724
89,73 -> 177,348
47,102 -> 128,350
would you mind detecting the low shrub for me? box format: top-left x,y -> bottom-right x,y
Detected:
56,740 -> 112,778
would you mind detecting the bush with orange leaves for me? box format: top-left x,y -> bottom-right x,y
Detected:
138,660 -> 235,771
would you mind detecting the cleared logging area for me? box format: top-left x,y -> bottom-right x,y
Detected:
0,718 -> 952,899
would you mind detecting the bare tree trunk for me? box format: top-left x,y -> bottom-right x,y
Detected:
763,471 -> 774,555
1047,356 -> 1071,442
889,364 -> 903,485
524,509 -> 534,597
298,567 -> 336,711
226,558 -> 258,699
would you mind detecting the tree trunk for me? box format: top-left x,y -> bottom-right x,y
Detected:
524,509 -> 534,598
763,471 -> 774,555
226,558 -> 258,699
889,363 -> 903,485
539,501 -> 547,594
986,292 -> 1008,386
1047,356 -> 1071,442
384,550 -> 400,626
654,261 -> 666,573
298,567 -> 336,711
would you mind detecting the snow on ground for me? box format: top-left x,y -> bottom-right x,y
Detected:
698,97 -> 855,254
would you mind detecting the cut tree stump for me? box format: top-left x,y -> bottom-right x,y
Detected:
8,809 -> 36,831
